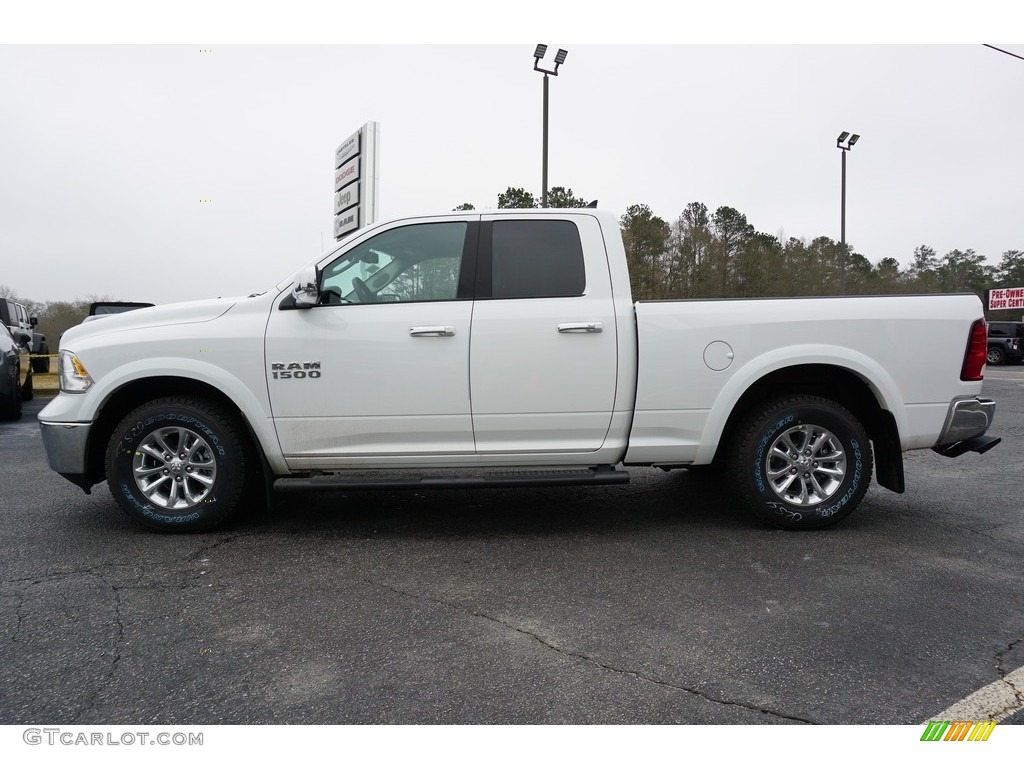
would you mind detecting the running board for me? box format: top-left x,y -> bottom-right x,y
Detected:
932,435 -> 1002,458
274,466 -> 630,492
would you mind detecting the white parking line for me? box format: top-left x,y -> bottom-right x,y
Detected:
927,665 -> 1024,722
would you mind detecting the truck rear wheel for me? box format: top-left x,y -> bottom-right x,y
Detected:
730,395 -> 872,530
105,397 -> 251,533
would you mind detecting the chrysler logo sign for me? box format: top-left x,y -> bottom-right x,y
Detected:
335,131 -> 360,169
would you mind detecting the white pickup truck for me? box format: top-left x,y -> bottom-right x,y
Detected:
39,209 -> 999,532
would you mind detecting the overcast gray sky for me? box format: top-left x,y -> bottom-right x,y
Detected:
3,9 -> 1023,305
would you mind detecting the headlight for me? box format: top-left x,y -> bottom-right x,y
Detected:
58,350 -> 94,393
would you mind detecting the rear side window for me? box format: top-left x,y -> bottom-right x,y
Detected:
491,220 -> 585,299
988,323 -> 1023,337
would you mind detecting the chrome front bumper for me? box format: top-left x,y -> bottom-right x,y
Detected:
40,421 -> 91,474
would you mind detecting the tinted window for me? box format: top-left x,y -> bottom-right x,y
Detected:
491,220 -> 585,299
989,323 -> 1024,338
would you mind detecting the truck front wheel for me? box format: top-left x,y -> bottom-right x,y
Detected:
730,395 -> 873,530
105,397 -> 251,533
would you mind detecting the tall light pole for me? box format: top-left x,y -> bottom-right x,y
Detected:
533,44 -> 567,208
836,131 -> 860,295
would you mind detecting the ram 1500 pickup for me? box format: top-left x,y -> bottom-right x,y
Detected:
39,209 -> 999,532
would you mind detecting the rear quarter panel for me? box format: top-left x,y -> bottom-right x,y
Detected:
625,294 -> 985,464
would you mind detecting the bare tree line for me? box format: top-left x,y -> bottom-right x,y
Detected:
619,202 -> 1022,314
5,191 -> 1022,343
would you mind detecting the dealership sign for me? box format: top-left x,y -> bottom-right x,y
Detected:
333,121 -> 380,240
988,287 -> 1024,311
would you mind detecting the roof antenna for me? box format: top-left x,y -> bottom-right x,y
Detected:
586,200 -> 598,208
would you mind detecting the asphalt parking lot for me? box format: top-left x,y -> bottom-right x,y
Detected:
1,375 -> 1022,726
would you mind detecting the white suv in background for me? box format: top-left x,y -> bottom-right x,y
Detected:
0,296 -> 49,372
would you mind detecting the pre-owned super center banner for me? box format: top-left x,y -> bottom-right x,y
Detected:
988,287 -> 1024,311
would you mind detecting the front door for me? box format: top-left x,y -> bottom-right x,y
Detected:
265,218 -> 478,468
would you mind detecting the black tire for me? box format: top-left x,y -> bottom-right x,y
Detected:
685,462 -> 726,476
21,367 -> 32,402
987,346 -> 1005,366
0,364 -> 22,421
32,344 -> 49,373
730,395 -> 873,530
105,397 -> 252,533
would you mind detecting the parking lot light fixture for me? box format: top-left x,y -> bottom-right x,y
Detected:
533,44 -> 568,207
836,131 -> 861,295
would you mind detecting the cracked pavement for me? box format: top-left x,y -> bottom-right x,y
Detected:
994,636 -> 1024,719
2,372 -> 1024,725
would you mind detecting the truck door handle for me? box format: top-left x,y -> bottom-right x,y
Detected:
410,326 -> 455,337
558,322 -> 603,333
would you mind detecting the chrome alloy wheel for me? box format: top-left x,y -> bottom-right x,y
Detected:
132,426 -> 217,509
764,423 -> 847,507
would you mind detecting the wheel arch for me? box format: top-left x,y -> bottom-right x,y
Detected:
710,363 -> 904,493
84,376 -> 273,489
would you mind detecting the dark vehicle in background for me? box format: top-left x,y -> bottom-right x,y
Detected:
88,301 -> 154,317
0,324 -> 32,420
986,321 -> 1024,365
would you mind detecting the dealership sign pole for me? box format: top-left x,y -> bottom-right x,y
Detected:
334,121 -> 380,241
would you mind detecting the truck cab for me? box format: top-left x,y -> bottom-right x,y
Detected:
269,211 -> 634,464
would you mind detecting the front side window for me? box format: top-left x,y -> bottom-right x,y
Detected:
490,220 -> 586,299
320,222 -> 468,305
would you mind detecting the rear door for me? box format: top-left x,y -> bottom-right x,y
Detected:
469,214 -> 619,454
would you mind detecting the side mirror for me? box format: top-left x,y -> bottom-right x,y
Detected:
291,266 -> 320,308
30,316 -> 38,327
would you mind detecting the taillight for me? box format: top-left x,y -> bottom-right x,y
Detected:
961,319 -> 988,381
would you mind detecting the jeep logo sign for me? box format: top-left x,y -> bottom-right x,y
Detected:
334,184 -> 360,215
